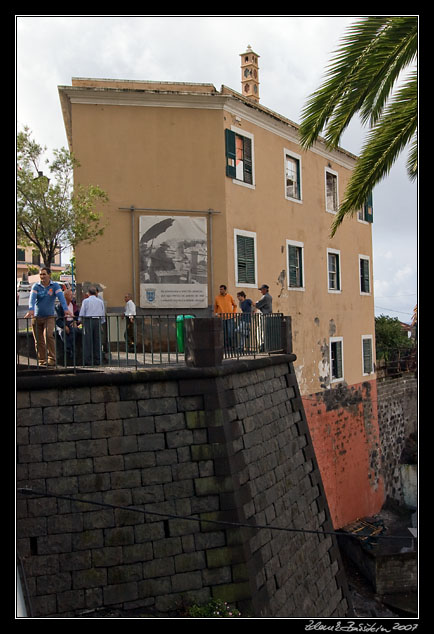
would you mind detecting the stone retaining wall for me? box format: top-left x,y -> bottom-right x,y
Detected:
17,356 -> 352,618
376,373 -> 417,503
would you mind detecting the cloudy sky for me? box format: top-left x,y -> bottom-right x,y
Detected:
16,15 -> 418,323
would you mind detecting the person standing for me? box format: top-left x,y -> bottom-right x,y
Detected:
24,267 -> 72,367
255,284 -> 273,352
214,284 -> 237,349
255,284 -> 273,314
122,293 -> 136,352
55,287 -> 81,361
79,287 -> 105,365
236,291 -> 253,351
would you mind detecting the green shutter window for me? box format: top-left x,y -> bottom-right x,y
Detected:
364,192 -> 374,223
360,258 -> 370,293
363,338 -> 373,374
331,340 -> 343,380
288,245 -> 303,287
237,234 -> 256,284
225,129 -> 236,178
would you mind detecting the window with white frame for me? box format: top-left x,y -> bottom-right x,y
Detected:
284,149 -> 302,201
325,168 -> 338,213
330,337 -> 344,382
359,255 -> 371,294
234,229 -> 257,287
287,240 -> 304,289
327,249 -> 341,292
362,335 -> 374,375
225,128 -> 254,187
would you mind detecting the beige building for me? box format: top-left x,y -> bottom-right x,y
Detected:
58,48 -> 384,528
58,49 -> 375,398
17,245 -> 63,281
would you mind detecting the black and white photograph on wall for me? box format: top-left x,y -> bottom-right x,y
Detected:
139,215 -> 208,308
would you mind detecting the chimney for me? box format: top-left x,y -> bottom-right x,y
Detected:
240,45 -> 260,102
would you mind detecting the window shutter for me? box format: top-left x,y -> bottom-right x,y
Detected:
237,234 -> 255,284
225,129 -> 236,178
243,137 -> 253,184
360,259 -> 370,293
336,255 -> 340,290
295,159 -> 301,199
363,338 -> 373,374
364,192 -> 373,223
335,341 -> 343,378
288,246 -> 302,287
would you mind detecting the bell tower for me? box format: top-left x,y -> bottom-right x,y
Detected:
240,45 -> 260,102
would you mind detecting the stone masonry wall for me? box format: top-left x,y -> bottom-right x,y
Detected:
376,373 -> 417,503
16,356 -> 352,618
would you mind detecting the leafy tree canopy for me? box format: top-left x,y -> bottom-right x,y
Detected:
17,127 -> 108,267
375,314 -> 413,359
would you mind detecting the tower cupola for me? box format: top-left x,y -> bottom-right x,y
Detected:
240,45 -> 260,102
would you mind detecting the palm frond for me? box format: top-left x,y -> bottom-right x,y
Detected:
330,72 -> 417,236
299,16 -> 417,150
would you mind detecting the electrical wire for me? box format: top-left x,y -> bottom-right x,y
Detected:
17,487 -> 413,543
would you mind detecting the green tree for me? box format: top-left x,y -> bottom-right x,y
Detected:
17,127 -> 108,267
299,16 -> 417,236
375,314 -> 413,360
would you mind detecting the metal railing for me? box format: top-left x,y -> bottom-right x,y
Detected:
16,312 -> 284,370
220,312 -> 284,359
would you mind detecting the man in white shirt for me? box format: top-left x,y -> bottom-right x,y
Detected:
79,287 -> 105,365
123,293 -> 136,351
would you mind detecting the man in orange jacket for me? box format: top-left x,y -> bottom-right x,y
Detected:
214,284 -> 237,349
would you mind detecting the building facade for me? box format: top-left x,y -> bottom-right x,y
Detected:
58,50 -> 384,527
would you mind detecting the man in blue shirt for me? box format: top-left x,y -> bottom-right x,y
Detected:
25,267 -> 71,366
79,287 -> 106,365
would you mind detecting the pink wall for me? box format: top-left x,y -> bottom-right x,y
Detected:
303,380 -> 385,529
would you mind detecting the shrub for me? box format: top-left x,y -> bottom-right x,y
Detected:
186,599 -> 242,618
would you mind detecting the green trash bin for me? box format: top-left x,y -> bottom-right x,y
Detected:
176,315 -> 194,353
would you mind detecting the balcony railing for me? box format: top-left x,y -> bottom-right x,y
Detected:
16,313 -> 289,371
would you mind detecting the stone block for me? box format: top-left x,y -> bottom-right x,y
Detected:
106,401 -> 138,420
73,403 -> 105,423
91,419 -> 123,438
122,542 -> 153,564
76,438 -> 108,459
108,435 -> 138,455
94,455 -> 124,473
72,568 -> 107,589
103,581 -> 139,605
166,429 -> 194,449
44,406 -> 75,425
59,387 -> 90,405
107,563 -> 143,584
17,408 -> 42,427
123,416 -> 155,435
138,398 -> 177,416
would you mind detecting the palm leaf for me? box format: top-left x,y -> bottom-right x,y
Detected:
299,16 -> 417,149
330,72 -> 417,236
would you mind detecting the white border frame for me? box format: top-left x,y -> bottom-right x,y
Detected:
361,335 -> 374,376
230,126 -> 255,189
330,336 -> 344,383
234,228 -> 258,288
327,248 -> 342,293
286,239 -> 305,291
359,254 -> 371,295
284,148 -> 303,204
325,167 -> 339,214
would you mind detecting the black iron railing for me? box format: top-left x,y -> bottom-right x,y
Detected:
17,313 -> 285,370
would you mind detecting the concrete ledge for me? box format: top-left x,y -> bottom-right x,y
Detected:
16,354 -> 297,391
